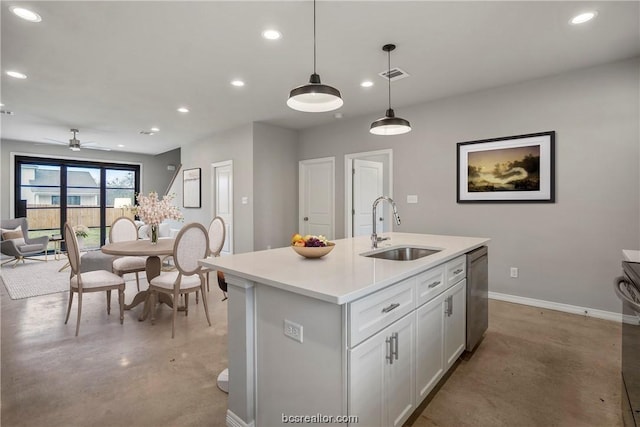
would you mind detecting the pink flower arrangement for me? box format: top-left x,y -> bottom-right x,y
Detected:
135,192 -> 183,226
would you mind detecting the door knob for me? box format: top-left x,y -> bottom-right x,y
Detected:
303,217 -> 309,221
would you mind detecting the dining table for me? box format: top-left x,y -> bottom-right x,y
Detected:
101,238 -> 175,321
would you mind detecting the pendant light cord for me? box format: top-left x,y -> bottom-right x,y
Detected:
387,48 -> 391,110
313,0 -> 317,74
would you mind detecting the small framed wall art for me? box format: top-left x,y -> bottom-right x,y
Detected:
183,167 -> 201,208
457,131 -> 555,203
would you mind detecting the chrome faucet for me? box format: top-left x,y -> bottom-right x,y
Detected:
371,196 -> 401,248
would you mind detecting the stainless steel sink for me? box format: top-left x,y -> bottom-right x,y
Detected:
363,246 -> 442,261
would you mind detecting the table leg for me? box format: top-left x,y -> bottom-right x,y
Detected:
127,256 -> 178,321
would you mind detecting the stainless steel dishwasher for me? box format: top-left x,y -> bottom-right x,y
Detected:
466,246 -> 488,352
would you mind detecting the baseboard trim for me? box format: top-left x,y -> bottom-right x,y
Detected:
488,291 -> 625,323
226,410 -> 254,427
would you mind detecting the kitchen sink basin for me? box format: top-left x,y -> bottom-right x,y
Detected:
363,246 -> 442,261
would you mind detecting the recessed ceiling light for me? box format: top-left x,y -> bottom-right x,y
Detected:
177,107 -> 189,113
10,6 -> 42,23
361,80 -> 374,88
6,71 -> 27,79
117,144 -> 125,148
0,103 -> 4,107
570,11 -> 597,25
262,29 -> 282,40
150,127 -> 160,132
231,79 -> 245,87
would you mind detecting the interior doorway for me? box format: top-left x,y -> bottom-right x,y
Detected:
211,160 -> 233,255
345,149 -> 393,238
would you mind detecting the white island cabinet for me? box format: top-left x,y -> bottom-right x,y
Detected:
200,233 -> 489,427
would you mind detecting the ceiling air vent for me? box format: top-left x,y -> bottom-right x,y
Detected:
378,67 -> 410,82
0,110 -> 15,115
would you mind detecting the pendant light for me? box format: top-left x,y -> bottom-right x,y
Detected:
287,0 -> 343,113
370,44 -> 411,135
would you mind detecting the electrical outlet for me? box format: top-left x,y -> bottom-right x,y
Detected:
284,319 -> 303,343
510,267 -> 519,278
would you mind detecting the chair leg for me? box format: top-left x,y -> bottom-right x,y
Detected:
150,290 -> 156,325
184,293 -> 189,316
172,288 -> 180,339
75,292 -> 83,336
64,291 -> 74,324
201,284 -> 212,327
119,288 -> 124,324
195,290 -> 199,305
135,272 -> 140,292
106,290 -> 112,315
206,271 -> 210,292
1,257 -> 19,267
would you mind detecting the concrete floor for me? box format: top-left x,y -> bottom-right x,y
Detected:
1,278 -> 622,427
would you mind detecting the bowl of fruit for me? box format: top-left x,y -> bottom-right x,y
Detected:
291,233 -> 335,258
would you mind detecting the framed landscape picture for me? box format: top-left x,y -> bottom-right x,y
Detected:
183,167 -> 201,208
457,131 -> 555,203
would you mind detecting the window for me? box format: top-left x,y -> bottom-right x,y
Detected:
15,156 -> 140,248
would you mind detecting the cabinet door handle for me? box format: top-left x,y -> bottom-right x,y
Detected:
428,280 -> 441,289
453,268 -> 463,275
391,332 -> 399,361
445,296 -> 453,317
385,336 -> 394,364
381,302 -> 400,313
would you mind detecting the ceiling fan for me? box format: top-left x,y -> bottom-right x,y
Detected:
43,128 -> 111,151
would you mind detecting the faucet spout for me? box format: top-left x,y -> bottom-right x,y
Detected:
371,196 -> 400,248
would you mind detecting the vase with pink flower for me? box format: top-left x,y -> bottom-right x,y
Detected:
134,192 -> 183,244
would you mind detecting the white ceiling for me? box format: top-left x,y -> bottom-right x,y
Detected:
1,1 -> 638,155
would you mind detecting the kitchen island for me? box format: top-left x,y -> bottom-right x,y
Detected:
201,232 -> 489,427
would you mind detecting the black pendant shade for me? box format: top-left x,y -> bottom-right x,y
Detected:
370,44 -> 411,135
287,0 -> 343,113
287,73 -> 343,112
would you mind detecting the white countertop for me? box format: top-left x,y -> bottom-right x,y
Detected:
200,232 -> 490,304
623,249 -> 640,263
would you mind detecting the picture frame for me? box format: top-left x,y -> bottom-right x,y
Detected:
183,168 -> 201,208
457,131 -> 555,203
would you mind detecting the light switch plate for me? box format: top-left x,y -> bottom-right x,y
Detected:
407,195 -> 418,204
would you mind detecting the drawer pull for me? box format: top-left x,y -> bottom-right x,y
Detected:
453,268 -> 463,275
428,280 -> 441,289
381,303 -> 400,313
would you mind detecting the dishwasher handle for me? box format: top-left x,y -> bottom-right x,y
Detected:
614,276 -> 640,312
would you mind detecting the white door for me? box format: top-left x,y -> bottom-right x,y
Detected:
416,294 -> 445,401
444,280 -> 467,370
348,327 -> 387,426
386,313 -> 416,427
212,161 -> 233,255
353,159 -> 384,237
299,158 -> 334,239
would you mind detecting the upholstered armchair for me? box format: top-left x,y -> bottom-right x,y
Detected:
1,218 -> 49,267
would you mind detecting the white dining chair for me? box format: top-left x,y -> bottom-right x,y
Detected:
148,222 -> 211,338
110,217 -> 146,291
63,223 -> 125,336
202,216 -> 226,295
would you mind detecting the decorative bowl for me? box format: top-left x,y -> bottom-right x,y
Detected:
291,242 -> 335,259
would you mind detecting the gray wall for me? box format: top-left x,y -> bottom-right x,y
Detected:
174,124 -> 255,254
0,139 -> 180,218
175,122 -> 299,254
253,122 -> 299,250
299,57 -> 640,314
